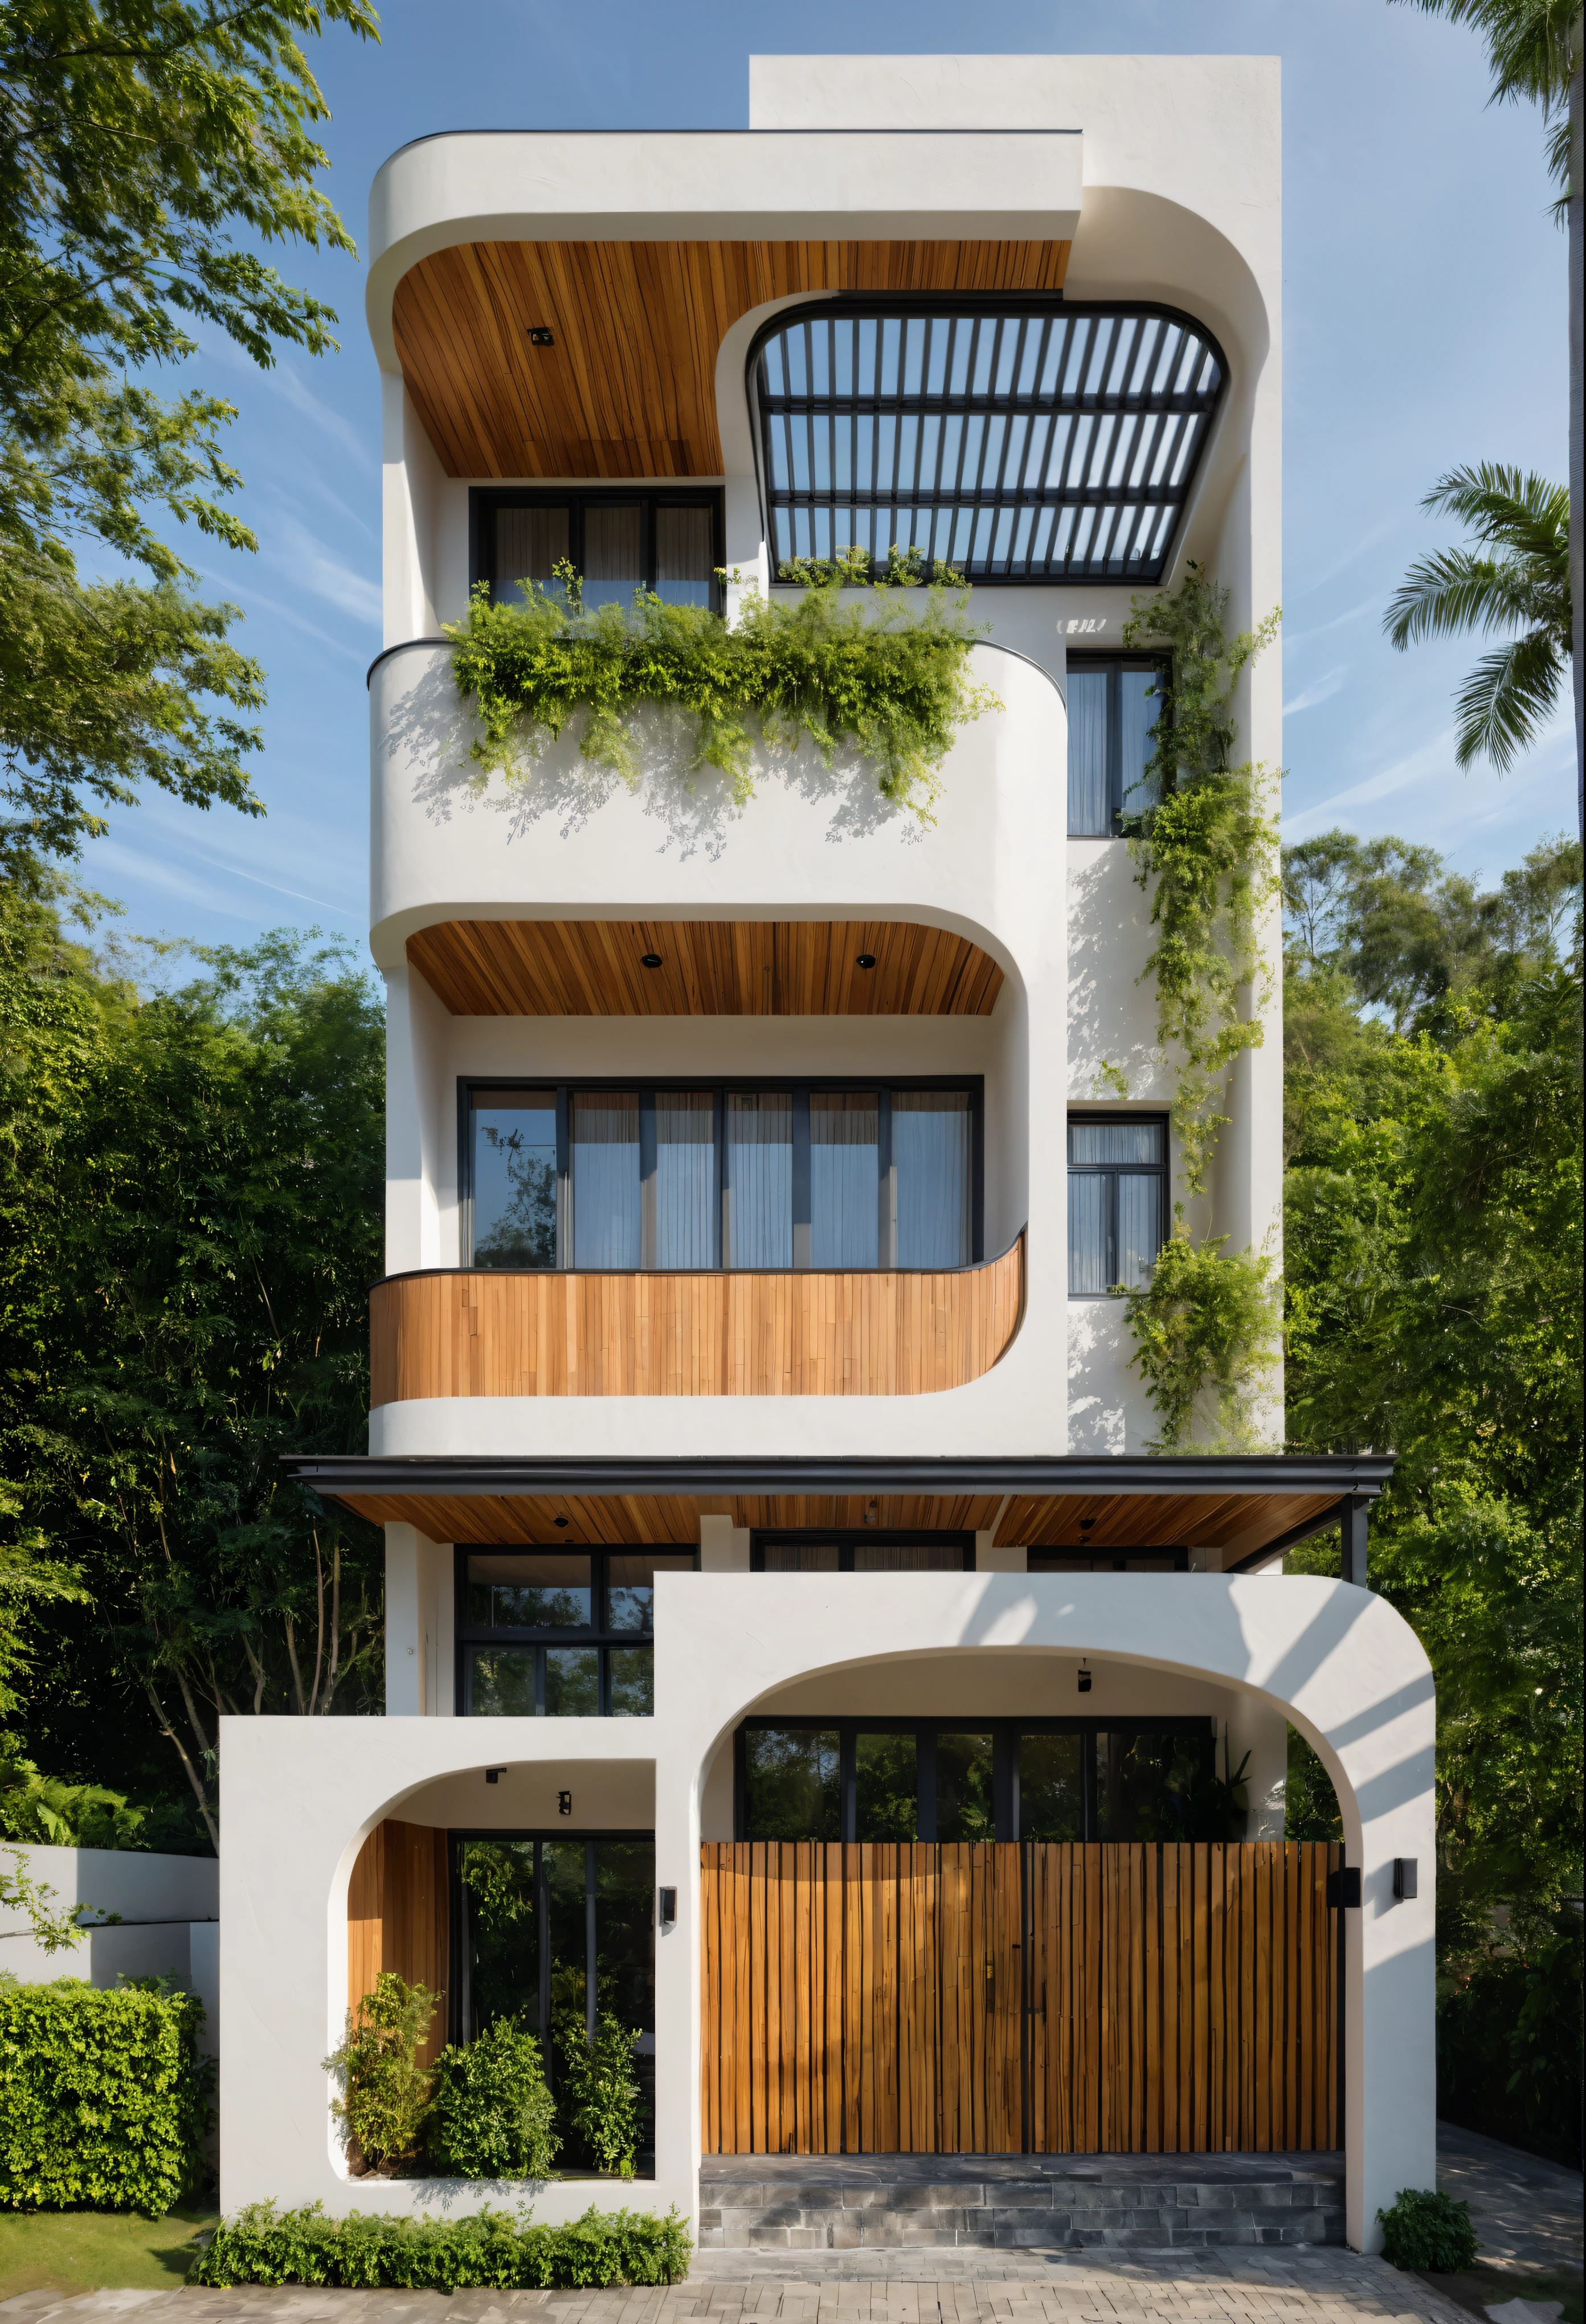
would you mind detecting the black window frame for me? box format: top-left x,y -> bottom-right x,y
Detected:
460,1076 -> 985,1273
750,1528 -> 976,1571
1066,1110 -> 1170,1296
733,1714 -> 1215,1842
468,487 -> 725,613
1065,651 -> 1171,835
749,296 -> 1229,588
455,1543 -> 697,1718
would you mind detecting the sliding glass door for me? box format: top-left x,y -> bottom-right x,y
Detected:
465,1081 -> 983,1270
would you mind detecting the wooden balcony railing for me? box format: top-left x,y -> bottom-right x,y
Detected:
370,1234 -> 1024,1404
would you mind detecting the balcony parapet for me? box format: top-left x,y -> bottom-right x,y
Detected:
370,1234 -> 1025,1405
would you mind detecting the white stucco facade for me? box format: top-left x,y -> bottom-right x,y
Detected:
219,51 -> 1437,2265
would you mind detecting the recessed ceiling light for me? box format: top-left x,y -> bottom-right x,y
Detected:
553,1515 -> 570,1529
640,952 -> 663,969
528,326 -> 554,346
855,953 -> 877,970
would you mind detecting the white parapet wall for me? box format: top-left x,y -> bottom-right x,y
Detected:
0,1843 -> 219,2043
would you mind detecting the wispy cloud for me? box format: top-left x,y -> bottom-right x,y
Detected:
265,514 -> 381,627
1283,665 -> 1348,717
1282,596 -> 1377,654
1283,727 -> 1458,836
1287,518 -> 1400,602
191,563 -> 370,664
199,330 -> 371,471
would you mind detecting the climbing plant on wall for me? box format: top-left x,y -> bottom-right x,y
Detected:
1110,564 -> 1283,1448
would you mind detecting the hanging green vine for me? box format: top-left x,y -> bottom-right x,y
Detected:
444,565 -> 998,825
1109,565 -> 1283,1449
1118,563 -> 1282,1200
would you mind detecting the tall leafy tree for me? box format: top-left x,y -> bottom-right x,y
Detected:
1391,0 -> 1582,832
1385,466 -> 1571,778
0,0 -> 378,869
0,890 -> 385,1847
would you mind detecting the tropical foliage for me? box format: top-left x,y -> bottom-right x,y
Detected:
445,566 -> 999,824
1385,465 -> 1571,772
190,2200 -> 692,2289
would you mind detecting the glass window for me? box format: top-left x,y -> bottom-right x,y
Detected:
937,1731 -> 995,1841
468,1553 -> 591,1630
1068,1117 -> 1167,1294
851,1542 -> 966,1572
1019,1732 -> 1084,1840
1066,659 -> 1168,835
759,1542 -> 841,1572
856,1732 -> 917,1840
726,1091 -> 792,1265
892,1090 -> 972,1266
582,503 -> 643,611
654,1091 -> 716,1266
744,1728 -> 841,1840
545,1647 -> 601,1717
467,1646 -> 537,1716
471,1090 -> 557,1269
608,1646 -> 653,1716
655,506 -> 714,607
1066,667 -> 1110,834
811,1091 -> 878,1267
572,1092 -> 640,1267
607,1552 -> 692,1630
493,507 -> 569,606
1098,1729 -> 1214,1842
456,1838 -> 538,2040
1118,668 -> 1160,814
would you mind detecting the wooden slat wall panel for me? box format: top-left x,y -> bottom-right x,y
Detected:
701,1842 -> 1343,2156
370,1237 -> 1024,1406
393,239 -> 1072,481
344,1819 -> 451,2070
407,919 -> 1005,1020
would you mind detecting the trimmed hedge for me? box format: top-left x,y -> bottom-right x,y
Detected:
0,1980 -> 210,2215
189,2201 -> 692,2289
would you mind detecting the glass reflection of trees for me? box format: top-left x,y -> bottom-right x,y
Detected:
454,1834 -> 657,2161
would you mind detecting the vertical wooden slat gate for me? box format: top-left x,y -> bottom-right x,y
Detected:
701,1840 -> 1342,2155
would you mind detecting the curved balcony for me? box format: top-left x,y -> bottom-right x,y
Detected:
370,1234 -> 1025,1405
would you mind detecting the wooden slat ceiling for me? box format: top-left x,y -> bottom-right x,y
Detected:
406,918 -> 1005,1017
392,239 -> 1072,479
325,1488 -> 1340,1557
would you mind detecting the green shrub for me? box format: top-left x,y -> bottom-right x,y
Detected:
425,2016 -> 559,2180
555,2010 -> 644,2176
189,2201 -> 692,2289
324,1972 -> 438,2176
1376,2187 -> 1480,2271
0,1979 -> 210,2215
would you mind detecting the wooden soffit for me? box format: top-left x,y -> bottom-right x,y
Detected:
406,918 -> 1005,1018
313,1488 -> 1343,1558
391,238 -> 1071,480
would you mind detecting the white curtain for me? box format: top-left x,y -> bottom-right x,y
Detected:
893,1090 -> 971,1265
1118,668 -> 1160,812
810,1091 -> 878,1266
493,506 -> 568,604
1067,667 -> 1110,832
1068,1171 -> 1109,1294
655,1091 -> 715,1266
726,1092 -> 792,1265
572,1093 -> 640,1266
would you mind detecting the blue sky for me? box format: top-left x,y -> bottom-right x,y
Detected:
85,0 -> 1575,956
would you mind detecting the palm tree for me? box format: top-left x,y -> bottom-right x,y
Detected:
1384,464 -> 1571,775
1392,0 -> 1581,831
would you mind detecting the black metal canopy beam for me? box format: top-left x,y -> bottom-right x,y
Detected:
284,1451 -> 1397,1502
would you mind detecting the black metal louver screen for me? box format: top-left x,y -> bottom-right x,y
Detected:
755,304 -> 1226,586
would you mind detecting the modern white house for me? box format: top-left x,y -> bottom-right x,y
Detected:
219,54 -> 1436,2261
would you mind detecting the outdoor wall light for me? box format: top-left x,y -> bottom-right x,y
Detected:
658,1887 -> 677,1929
485,1767 -> 507,1785
1077,1668 -> 1093,1695
528,326 -> 555,346
557,1790 -> 573,1816
640,953 -> 663,969
1393,1857 -> 1418,1901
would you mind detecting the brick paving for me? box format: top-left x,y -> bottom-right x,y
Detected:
0,2249 -> 1478,2324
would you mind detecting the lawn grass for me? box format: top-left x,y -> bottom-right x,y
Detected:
0,2203 -> 219,2299
1420,2265 -> 1585,2324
